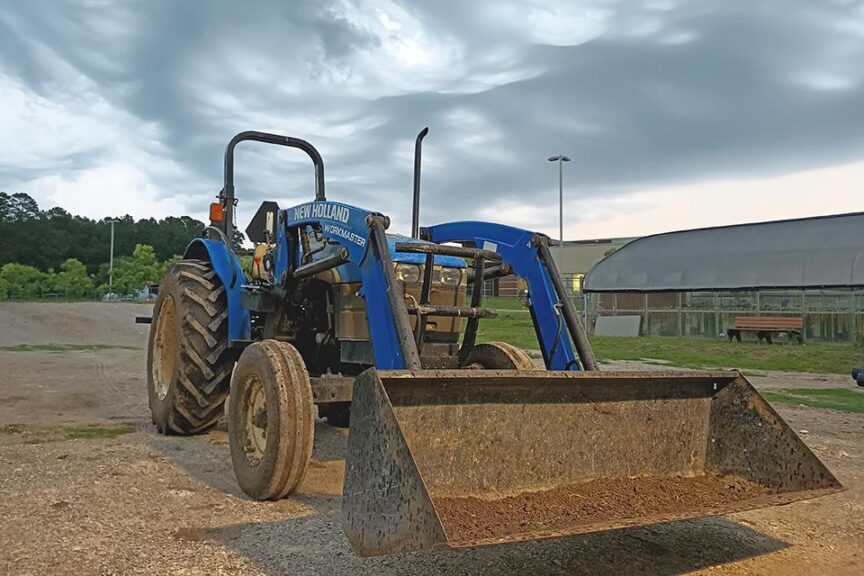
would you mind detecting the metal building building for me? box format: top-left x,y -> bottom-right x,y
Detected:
583,212 -> 864,342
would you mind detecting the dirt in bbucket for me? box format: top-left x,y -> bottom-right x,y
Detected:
433,474 -> 769,543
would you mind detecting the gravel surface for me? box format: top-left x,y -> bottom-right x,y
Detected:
1,302 -> 862,575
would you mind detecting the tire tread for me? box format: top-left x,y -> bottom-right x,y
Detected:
149,258 -> 233,435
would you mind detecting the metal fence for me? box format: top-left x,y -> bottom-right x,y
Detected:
585,289 -> 864,343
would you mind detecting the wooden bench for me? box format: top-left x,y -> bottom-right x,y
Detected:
727,316 -> 803,344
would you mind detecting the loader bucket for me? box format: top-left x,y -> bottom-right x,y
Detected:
342,369 -> 842,556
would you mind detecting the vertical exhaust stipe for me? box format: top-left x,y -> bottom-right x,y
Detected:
412,127 -> 429,239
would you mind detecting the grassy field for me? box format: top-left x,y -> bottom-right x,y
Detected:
761,388 -> 864,413
483,297 -> 529,311
476,309 -> 863,374
477,309 -> 538,348
590,336 -> 863,374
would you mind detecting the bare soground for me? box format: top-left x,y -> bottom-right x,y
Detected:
0,302 -> 861,576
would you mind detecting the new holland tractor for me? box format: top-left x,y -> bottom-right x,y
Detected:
145,130 -> 841,556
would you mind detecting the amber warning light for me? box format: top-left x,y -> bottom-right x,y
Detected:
209,202 -> 224,223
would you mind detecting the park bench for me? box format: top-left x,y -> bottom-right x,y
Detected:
727,316 -> 803,344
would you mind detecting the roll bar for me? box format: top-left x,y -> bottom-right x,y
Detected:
221,131 -> 326,238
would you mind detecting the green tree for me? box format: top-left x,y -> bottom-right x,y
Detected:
43,268 -> 58,294
0,191 -> 40,222
0,263 -> 50,298
232,228 -> 246,251
0,192 -> 205,274
55,258 -> 94,298
112,244 -> 163,294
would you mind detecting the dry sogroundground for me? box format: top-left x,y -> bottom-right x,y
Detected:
0,302 -> 862,576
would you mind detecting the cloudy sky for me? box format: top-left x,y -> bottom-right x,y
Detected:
1,0 -> 863,241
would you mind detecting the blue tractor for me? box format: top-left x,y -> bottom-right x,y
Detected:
146,130 -> 840,556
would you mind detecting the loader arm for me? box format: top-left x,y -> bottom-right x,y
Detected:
423,221 -> 597,370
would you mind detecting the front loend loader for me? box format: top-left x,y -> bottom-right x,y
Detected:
144,130 -> 842,557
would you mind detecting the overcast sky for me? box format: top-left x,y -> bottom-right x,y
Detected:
1,0 -> 863,240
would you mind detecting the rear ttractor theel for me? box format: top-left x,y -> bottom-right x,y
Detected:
147,259 -> 234,434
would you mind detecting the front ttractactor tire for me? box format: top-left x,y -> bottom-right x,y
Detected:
228,340 -> 314,500
147,259 -> 233,435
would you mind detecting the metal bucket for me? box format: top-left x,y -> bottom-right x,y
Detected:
342,369 -> 842,556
